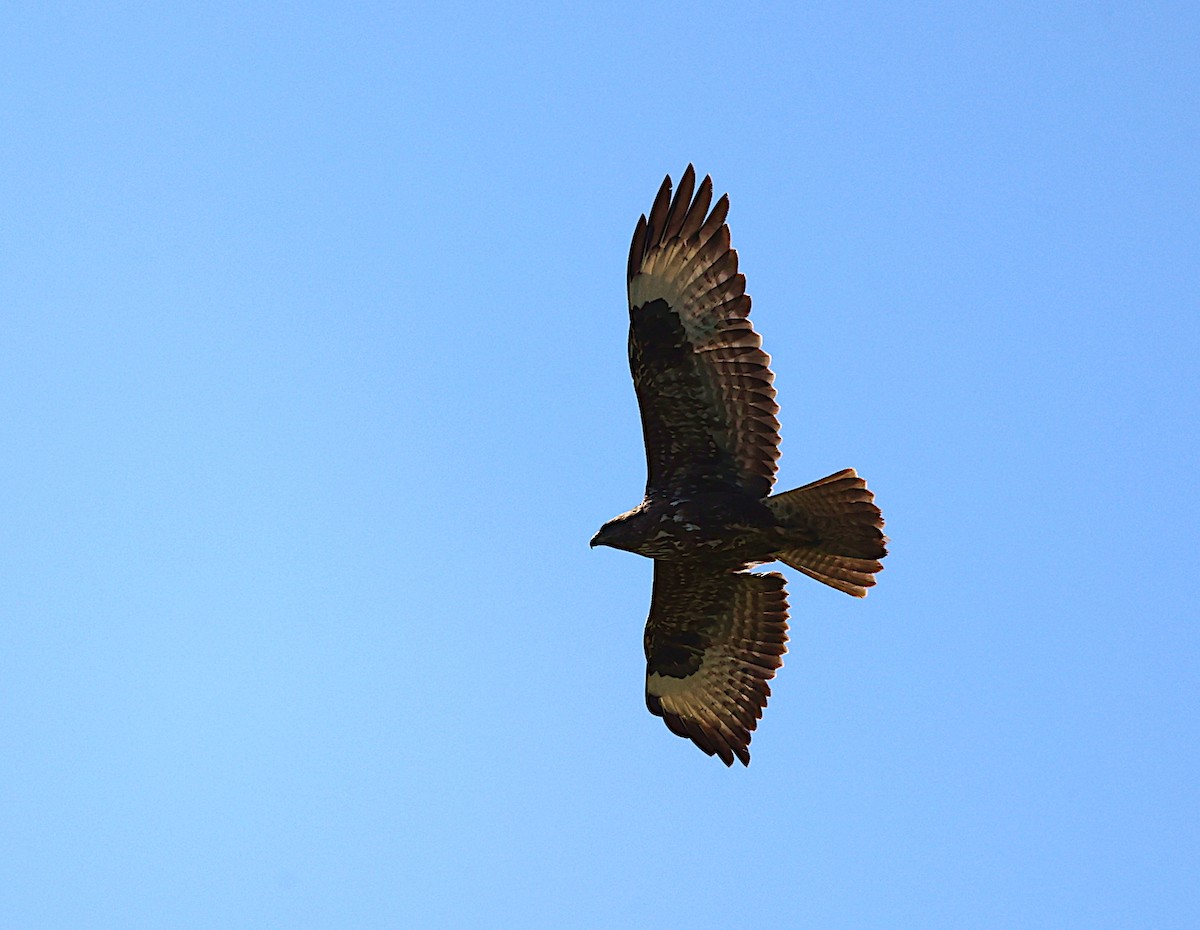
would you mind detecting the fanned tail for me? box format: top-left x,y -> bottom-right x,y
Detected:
766,468 -> 887,597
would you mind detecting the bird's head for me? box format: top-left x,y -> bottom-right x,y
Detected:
590,507 -> 644,553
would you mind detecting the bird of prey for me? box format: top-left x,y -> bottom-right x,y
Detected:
591,166 -> 888,766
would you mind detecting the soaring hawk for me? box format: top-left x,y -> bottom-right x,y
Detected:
591,166 -> 888,765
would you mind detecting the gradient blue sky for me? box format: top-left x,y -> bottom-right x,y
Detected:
3,3 -> 1197,927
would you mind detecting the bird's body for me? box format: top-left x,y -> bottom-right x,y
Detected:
595,490 -> 803,566
592,166 -> 888,766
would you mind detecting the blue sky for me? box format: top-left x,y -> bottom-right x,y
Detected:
2,2 -> 1197,927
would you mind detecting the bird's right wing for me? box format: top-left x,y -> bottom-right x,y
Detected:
644,561 -> 789,766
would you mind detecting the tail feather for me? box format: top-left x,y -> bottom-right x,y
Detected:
766,469 -> 887,597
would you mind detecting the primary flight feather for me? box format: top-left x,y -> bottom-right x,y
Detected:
591,166 -> 888,766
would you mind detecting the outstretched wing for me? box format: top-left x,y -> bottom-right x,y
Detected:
644,562 -> 789,766
628,165 -> 781,500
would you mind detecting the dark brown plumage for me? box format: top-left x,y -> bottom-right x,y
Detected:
591,166 -> 888,765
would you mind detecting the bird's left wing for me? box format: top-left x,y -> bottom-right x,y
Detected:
644,561 -> 789,766
628,165 -> 781,499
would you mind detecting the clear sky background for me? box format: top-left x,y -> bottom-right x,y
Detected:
3,3 -> 1197,927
